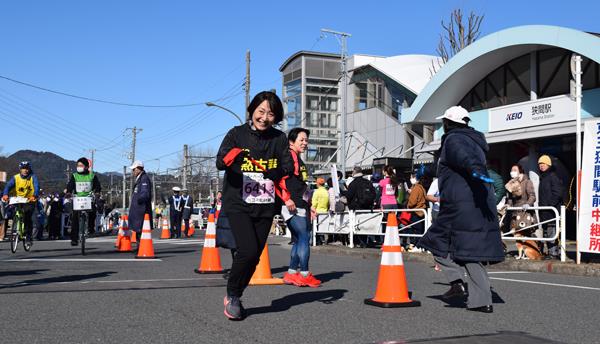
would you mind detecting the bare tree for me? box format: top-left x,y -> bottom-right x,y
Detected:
431,9 -> 484,75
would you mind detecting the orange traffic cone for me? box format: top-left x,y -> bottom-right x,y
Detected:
188,222 -> 195,237
249,244 -> 284,285
194,213 -> 223,274
131,229 -> 137,243
117,216 -> 132,253
160,218 -> 170,239
364,212 -> 420,308
136,214 -> 155,259
114,215 -> 125,248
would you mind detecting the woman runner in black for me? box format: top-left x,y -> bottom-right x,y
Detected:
216,91 -> 293,320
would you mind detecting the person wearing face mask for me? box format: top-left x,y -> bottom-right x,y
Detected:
181,188 -> 193,237
405,167 -> 427,252
2,161 -> 40,245
169,187 -> 184,238
417,106 -> 504,314
66,157 -> 101,246
280,127 -> 321,288
216,91 -> 293,320
129,161 -> 152,245
48,193 -> 63,240
505,164 -> 536,211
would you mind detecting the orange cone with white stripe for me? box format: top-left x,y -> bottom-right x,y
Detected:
364,212 -> 420,308
188,222 -> 195,237
194,213 -> 223,274
160,219 -> 170,239
136,214 -> 155,259
116,215 -> 132,252
114,215 -> 125,248
249,244 -> 284,285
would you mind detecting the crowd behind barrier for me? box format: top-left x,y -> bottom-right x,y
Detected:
304,206 -> 567,262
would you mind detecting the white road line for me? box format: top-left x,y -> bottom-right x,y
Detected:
95,277 -> 223,283
487,271 -> 531,274
0,277 -> 223,287
1,258 -> 162,262
490,277 -> 600,291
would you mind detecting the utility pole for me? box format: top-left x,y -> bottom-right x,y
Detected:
152,173 -> 156,208
245,50 -> 251,119
109,174 -> 113,204
126,127 -> 142,201
89,149 -> 96,172
321,28 -> 351,177
65,164 -> 71,182
122,166 -> 127,209
182,144 -> 189,190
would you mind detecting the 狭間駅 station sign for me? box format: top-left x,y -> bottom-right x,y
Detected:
488,95 -> 576,132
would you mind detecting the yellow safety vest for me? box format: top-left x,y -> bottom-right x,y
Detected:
13,174 -> 34,198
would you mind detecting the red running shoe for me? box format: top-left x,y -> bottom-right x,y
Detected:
298,273 -> 322,288
283,272 -> 304,286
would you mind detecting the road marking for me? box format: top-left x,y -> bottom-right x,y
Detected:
0,277 -> 224,288
1,258 -> 162,262
487,271 -> 531,274
95,277 -> 223,283
490,277 -> 600,291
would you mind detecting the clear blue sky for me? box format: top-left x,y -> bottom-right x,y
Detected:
0,0 -> 597,173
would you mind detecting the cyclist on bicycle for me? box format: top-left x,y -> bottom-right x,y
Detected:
66,157 -> 101,246
2,161 -> 40,245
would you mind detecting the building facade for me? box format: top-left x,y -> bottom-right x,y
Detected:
403,25 -> 600,238
280,51 -> 342,172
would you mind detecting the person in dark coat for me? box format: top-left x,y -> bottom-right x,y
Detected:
181,188 -> 193,237
168,187 -> 183,238
418,106 -> 504,314
129,161 -> 153,241
537,155 -> 563,259
48,193 -> 63,240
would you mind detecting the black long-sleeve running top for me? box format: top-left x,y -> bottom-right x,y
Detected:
216,123 -> 293,218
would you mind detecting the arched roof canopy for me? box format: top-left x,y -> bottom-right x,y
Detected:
403,25 -> 600,124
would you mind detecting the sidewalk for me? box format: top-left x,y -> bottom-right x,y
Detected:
308,240 -> 600,278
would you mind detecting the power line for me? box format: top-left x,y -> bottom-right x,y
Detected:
0,74 -> 206,108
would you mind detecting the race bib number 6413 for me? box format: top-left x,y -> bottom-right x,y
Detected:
242,172 -> 275,204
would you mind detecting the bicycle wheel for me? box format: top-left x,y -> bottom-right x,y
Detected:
80,213 -> 86,256
23,237 -> 32,251
10,221 -> 19,254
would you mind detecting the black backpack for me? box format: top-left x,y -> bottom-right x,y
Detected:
352,178 -> 377,209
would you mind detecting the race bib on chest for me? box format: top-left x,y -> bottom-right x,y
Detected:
242,172 -> 275,204
75,182 -> 92,193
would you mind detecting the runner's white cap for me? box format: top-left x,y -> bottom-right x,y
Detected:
172,186 -> 181,192
436,106 -> 470,124
130,160 -> 144,170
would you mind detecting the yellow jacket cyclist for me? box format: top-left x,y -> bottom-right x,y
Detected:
2,161 -> 40,243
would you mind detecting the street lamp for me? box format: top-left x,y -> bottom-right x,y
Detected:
205,102 -> 244,125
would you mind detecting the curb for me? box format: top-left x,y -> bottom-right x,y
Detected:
311,245 -> 600,278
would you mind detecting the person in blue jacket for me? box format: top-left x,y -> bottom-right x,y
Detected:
418,106 -> 504,314
129,160 -> 152,246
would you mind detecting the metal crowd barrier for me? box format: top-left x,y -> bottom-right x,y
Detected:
312,208 -> 429,248
499,205 -> 567,262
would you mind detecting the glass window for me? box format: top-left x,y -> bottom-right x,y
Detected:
581,56 -> 600,90
538,48 -> 569,98
306,59 -> 324,78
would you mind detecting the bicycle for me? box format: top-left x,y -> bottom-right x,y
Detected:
73,196 -> 93,256
7,197 -> 32,253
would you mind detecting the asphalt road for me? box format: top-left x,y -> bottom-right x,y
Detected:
0,232 -> 599,344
